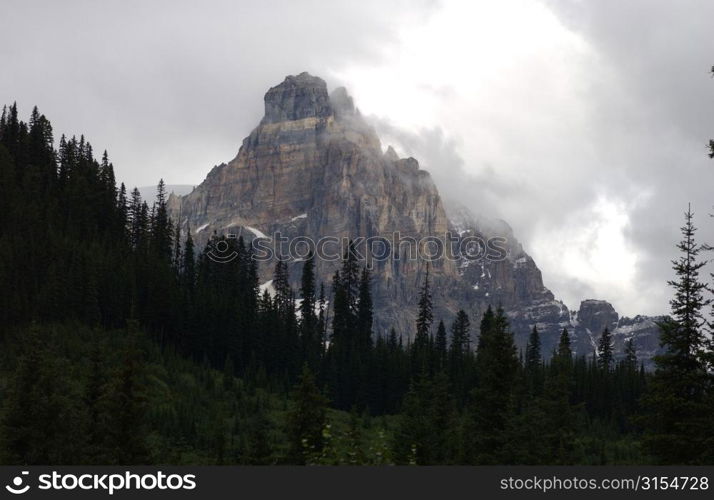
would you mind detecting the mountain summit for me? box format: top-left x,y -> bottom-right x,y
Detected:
261,72 -> 334,124
170,73 -> 661,361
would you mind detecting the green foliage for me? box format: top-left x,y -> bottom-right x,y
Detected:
463,307 -> 519,464
286,366 -> 328,464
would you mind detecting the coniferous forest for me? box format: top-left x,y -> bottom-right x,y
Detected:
1,104 -> 713,465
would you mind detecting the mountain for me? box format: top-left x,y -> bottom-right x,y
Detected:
169,72 -> 661,363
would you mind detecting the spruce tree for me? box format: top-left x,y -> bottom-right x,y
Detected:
464,307 -> 519,464
525,325 -> 543,394
286,365 -> 328,464
101,323 -> 150,464
597,327 -> 614,371
434,320 -> 447,370
538,327 -> 576,464
395,373 -> 457,465
624,338 -> 637,369
412,266 -> 433,374
181,228 -> 196,291
0,325 -> 87,464
298,253 -> 320,371
642,205 -> 712,464
150,179 -> 172,261
448,309 -> 471,400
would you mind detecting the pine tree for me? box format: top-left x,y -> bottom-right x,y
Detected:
150,179 -> 172,261
525,325 -> 543,394
558,327 -> 573,362
537,327 -> 576,464
395,373 -> 457,465
101,323 -> 150,464
642,205 -> 712,464
464,307 -> 519,464
299,253 -> 320,370
434,320 -> 447,370
412,266 -> 433,374
624,338 -> 637,369
286,365 -> 328,464
0,325 -> 87,464
172,220 -> 182,272
181,228 -> 196,291
326,246 -> 373,409
85,339 -> 107,463
597,327 -> 614,371
448,309 -> 471,400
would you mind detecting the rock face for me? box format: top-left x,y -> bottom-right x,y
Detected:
568,300 -> 662,368
576,300 -> 619,336
262,73 -> 334,124
171,72 -> 662,364
172,72 -> 457,334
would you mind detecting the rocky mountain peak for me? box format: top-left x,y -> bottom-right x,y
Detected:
171,72 -> 663,365
261,72 -> 333,124
576,299 -> 619,335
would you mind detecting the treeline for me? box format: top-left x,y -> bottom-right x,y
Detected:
0,104 -> 711,465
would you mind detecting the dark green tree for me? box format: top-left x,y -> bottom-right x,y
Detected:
286,365 -> 328,464
525,325 -> 543,395
412,266 -> 433,374
642,206 -> 712,464
434,320 -> 447,371
394,373 -> 457,464
463,307 -> 519,464
597,327 -> 614,371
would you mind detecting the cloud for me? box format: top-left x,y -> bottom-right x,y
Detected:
2,0 -> 713,317
0,0 -> 429,187
335,0 -> 714,316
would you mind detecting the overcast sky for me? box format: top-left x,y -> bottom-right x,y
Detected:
2,0 -> 714,316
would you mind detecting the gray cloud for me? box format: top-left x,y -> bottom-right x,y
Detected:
1,0 -> 431,187
544,0 -> 714,314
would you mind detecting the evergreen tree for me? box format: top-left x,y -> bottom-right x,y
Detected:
172,220 -> 182,272
101,323 -> 150,464
181,228 -> 196,291
448,309 -> 471,400
642,206 -> 712,464
286,366 -> 328,464
0,325 -> 87,464
624,338 -> 637,369
434,320 -> 447,370
464,307 -> 518,464
394,373 -> 457,465
597,327 -> 614,371
326,245 -> 372,409
150,179 -> 172,261
537,327 -> 576,464
525,325 -> 543,394
412,266 -> 433,374
299,253 -> 320,371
